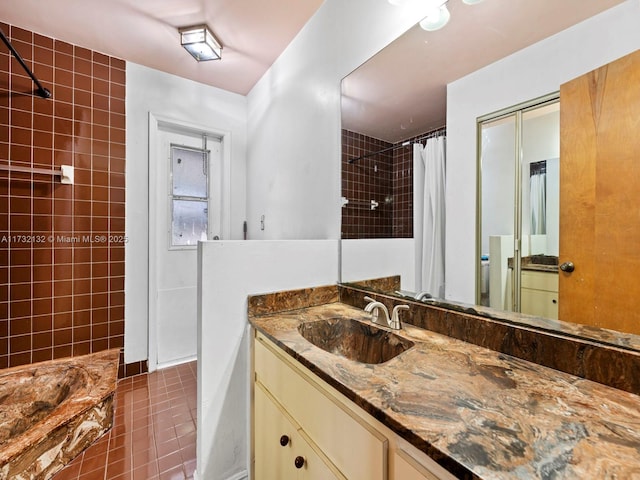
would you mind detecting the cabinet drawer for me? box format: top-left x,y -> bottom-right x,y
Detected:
521,271 -> 558,292
255,383 -> 297,479
255,334 -> 387,480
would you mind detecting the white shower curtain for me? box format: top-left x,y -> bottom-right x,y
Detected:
415,136 -> 446,298
530,172 -> 546,234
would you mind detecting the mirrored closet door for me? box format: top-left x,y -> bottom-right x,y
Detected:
477,96 -> 560,319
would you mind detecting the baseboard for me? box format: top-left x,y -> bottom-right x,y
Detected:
156,354 -> 197,370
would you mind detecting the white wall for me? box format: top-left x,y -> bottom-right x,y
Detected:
341,239 -> 415,292
197,240 -> 339,479
125,63 -> 247,364
245,0 -> 437,241
446,1 -> 640,304
480,119 -> 515,256
194,5 -> 440,476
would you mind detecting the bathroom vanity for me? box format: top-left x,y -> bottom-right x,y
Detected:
518,257 -> 559,319
254,323 -> 451,480
249,284 -> 640,479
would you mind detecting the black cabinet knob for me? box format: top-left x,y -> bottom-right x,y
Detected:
294,456 -> 305,469
279,435 -> 289,446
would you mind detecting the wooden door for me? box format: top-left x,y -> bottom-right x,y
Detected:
559,49 -> 640,334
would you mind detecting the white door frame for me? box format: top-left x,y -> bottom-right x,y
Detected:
148,112 -> 232,372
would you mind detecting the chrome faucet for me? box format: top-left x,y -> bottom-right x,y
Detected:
390,305 -> 409,330
364,296 -> 389,325
363,297 -> 409,330
414,291 -> 432,301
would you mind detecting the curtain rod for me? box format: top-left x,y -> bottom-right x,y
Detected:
0,28 -> 52,99
348,126 -> 446,164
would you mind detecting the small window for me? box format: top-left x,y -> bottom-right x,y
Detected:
171,145 -> 209,246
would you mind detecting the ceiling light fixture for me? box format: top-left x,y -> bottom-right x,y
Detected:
419,2 -> 451,31
387,0 -> 484,32
180,25 -> 222,61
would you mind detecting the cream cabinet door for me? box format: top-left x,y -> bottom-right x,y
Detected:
296,434 -> 342,480
255,383 -> 296,479
521,271 -> 558,319
254,334 -> 387,480
255,383 -> 341,480
520,288 -> 558,318
393,449 -> 442,480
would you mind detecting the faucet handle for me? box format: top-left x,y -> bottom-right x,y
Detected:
415,291 -> 432,301
363,296 -> 376,312
390,305 -> 410,329
363,296 -> 389,324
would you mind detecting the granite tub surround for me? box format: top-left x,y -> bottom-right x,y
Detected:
0,349 -> 120,480
250,302 -> 640,479
340,285 -> 640,395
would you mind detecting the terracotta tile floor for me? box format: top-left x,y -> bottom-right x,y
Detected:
53,361 -> 197,480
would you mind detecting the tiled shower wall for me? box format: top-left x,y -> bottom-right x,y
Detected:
0,24 -> 129,375
341,129 -> 445,239
341,130 -> 393,238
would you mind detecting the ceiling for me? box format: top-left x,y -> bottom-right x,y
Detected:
0,0 -> 625,142
341,0 -> 625,143
0,0 -> 324,95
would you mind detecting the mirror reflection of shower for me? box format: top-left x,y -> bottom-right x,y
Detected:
341,127 -> 445,240
529,160 -> 547,234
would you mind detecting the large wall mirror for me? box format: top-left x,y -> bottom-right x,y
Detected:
340,0 -> 640,347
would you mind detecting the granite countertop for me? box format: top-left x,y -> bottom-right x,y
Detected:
250,303 -> 640,480
507,255 -> 559,273
521,263 -> 558,273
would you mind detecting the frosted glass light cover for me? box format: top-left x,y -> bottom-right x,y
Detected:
180,25 -> 222,61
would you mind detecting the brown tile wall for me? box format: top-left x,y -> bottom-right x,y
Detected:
0,24 -> 126,371
342,129 -> 444,239
392,138 -> 415,238
341,130 -> 393,239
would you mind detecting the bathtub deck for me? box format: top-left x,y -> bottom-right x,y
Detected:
0,349 -> 120,480
51,361 -> 197,480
